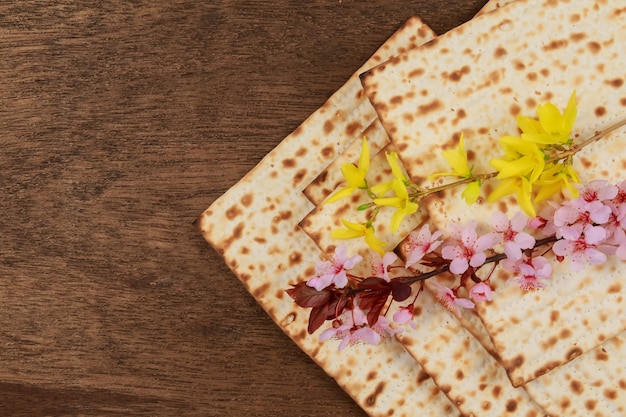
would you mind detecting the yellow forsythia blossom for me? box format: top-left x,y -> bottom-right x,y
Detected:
325,137 -> 370,204
517,90 -> 577,145
373,178 -> 419,233
331,219 -> 387,255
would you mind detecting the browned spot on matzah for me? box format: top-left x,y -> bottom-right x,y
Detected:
550,310 -> 559,322
293,168 -> 307,186
570,32 -> 586,42
273,210 -> 292,223
291,124 -> 303,136
543,39 -> 568,50
608,282 -> 622,293
596,348 -> 609,361
585,399 -> 597,410
559,328 -> 572,339
494,46 -> 507,58
541,335 -> 558,349
570,379 -> 584,394
416,99 -> 443,115
345,121 -> 362,137
408,68 -> 424,78
282,158 -> 296,168
390,95 -> 403,105
366,381 -> 385,406
222,222 -> 244,251
241,193 -> 253,207
226,204 -> 242,220
252,282 -> 270,299
321,145 -> 334,159
588,41 -> 602,53
295,147 -> 307,157
506,399 -> 517,412
492,385 -> 502,398
323,119 -> 334,134
606,78 -> 624,88
416,369 -> 429,383
288,251 -> 302,266
595,106 -> 607,117
448,65 -> 470,82
604,388 -> 617,399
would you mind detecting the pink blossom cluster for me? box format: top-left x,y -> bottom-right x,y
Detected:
296,180 -> 626,350
534,180 -> 626,270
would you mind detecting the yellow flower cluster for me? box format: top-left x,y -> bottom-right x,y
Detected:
326,139 -> 419,254
429,133 -> 481,205
487,91 -> 580,216
326,91 -> 582,251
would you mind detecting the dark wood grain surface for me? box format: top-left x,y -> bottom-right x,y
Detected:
0,1 -> 488,415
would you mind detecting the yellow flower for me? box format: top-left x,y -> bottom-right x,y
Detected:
373,178 -> 419,233
429,133 -> 472,180
517,90 -> 577,145
534,162 -> 580,203
487,176 -> 535,217
325,137 -> 370,204
331,219 -> 387,255
461,180 -> 481,205
370,151 -> 407,197
490,136 -> 545,183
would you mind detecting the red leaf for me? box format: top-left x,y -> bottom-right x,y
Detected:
361,295 -> 388,327
308,305 -> 327,334
358,281 -> 391,327
286,282 -> 331,308
359,277 -> 390,291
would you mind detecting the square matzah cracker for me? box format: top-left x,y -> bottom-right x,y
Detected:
361,0 -> 626,386
200,16 -> 467,417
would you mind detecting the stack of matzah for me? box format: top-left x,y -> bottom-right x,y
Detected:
199,1 -> 626,415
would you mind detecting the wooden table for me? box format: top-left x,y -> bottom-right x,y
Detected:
0,1 -> 488,415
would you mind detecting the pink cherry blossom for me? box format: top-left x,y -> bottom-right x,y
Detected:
393,305 -> 417,329
319,306 -> 380,351
307,244 -> 362,291
441,221 -> 494,274
371,251 -> 399,281
579,180 -> 618,204
554,199 -> 612,230
604,202 -> 626,243
503,255 -> 552,290
611,180 -> 626,204
371,315 -> 402,338
552,224 -> 608,271
403,224 -> 444,268
553,182 -> 616,230
430,281 -> 475,315
490,211 -> 535,261
469,282 -> 493,302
